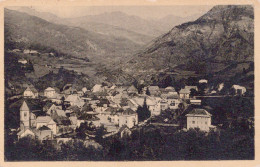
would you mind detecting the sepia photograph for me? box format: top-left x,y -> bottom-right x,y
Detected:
3,2 -> 255,162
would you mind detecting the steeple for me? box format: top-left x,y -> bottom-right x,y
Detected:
20,101 -> 29,111
20,101 -> 30,130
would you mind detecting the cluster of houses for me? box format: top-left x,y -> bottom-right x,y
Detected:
17,79 -> 248,142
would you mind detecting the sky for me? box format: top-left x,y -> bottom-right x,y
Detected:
30,6 -> 214,19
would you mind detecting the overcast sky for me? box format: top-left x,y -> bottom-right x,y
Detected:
30,6 -> 214,19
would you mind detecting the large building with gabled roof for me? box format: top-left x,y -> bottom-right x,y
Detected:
186,108 -> 213,132
23,86 -> 39,99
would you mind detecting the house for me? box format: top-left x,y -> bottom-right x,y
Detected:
23,86 -> 39,98
185,86 -> 198,91
46,104 -> 66,118
127,85 -> 138,94
119,108 -> 138,128
118,125 -> 132,138
12,49 -> 21,52
44,87 -> 56,98
82,87 -> 88,94
56,118 -> 73,134
92,84 -> 103,93
127,99 -> 139,111
165,86 -> 176,93
95,92 -> 109,99
190,99 -> 202,105
186,108 -> 213,132
167,94 -> 181,110
46,104 -> 60,115
231,85 -> 246,95
146,97 -> 161,116
18,58 -> 28,64
199,79 -> 208,84
69,116 -> 78,129
36,116 -> 57,134
160,99 -> 169,111
37,126 -> 53,140
148,86 -> 161,96
64,95 -> 84,107
129,96 -> 161,116
49,93 -> 64,104
179,89 -> 190,99
17,128 -> 35,139
23,49 -> 39,54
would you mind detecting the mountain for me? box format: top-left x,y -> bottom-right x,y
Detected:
4,8 -> 147,90
11,7 -> 204,46
4,8 -> 142,63
65,11 -> 165,37
10,7 -> 154,45
63,20 -> 153,45
8,6 -> 63,24
124,5 -> 254,88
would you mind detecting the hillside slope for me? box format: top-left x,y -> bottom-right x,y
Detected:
122,5 -> 254,88
125,6 -> 253,71
10,7 -> 154,45
4,9 -> 141,63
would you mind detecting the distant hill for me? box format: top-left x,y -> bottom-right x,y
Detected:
10,7 -> 154,45
64,11 -> 164,37
4,8 -> 141,63
12,7 -> 204,38
10,7 -> 204,51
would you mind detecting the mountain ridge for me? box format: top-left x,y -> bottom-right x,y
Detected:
119,5 -> 254,88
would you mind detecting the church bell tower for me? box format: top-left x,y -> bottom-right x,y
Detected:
20,101 -> 30,131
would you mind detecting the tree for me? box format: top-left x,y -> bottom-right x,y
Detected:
137,84 -> 145,94
146,88 -> 151,96
190,88 -> 198,98
95,125 -> 107,143
61,96 -> 66,110
136,97 -> 151,122
76,122 -> 96,140
143,98 -> 151,118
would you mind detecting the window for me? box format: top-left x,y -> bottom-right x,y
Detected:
24,112 -> 27,117
192,121 -> 195,124
205,122 -> 207,124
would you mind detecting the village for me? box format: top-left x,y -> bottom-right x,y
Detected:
7,76 -> 250,148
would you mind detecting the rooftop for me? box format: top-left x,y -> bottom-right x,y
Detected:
122,108 -> 136,115
186,108 -> 211,117
148,86 -> 160,91
36,116 -> 56,124
45,87 -> 55,91
65,94 -> 81,102
179,88 -> 190,94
